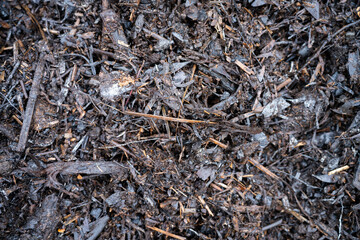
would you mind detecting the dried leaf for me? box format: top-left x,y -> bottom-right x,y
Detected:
304,0 -> 320,20
197,166 -> 216,180
348,51 -> 359,79
313,174 -> 339,183
262,97 -> 290,118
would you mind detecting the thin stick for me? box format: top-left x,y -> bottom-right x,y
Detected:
248,158 -> 280,180
209,137 -> 228,149
17,53 -> 45,152
197,195 -> 214,217
328,165 -> 349,176
176,64 -> 196,131
100,0 -> 109,61
143,28 -> 168,41
5,61 -> 20,84
100,101 -> 215,124
146,226 -> 186,240
276,78 -> 292,91
123,110 -> 215,124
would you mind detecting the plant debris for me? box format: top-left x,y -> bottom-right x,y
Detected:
0,0 -> 360,239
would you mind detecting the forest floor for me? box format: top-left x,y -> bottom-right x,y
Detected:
0,0 -> 360,239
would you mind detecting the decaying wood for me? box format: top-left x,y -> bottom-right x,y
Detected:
101,9 -> 129,49
234,205 -> 265,213
86,215 -> 110,240
45,161 -> 127,178
43,161 -> 128,198
23,194 -> 59,239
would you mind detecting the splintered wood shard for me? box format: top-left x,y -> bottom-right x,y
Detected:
235,60 -> 255,75
17,54 -> 45,152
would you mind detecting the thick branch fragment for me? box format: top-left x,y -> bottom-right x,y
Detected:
45,161 -> 127,176
45,161 -> 127,186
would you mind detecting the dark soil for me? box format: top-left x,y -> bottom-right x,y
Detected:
0,0 -> 360,239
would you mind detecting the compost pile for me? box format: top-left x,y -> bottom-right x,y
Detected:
0,0 -> 360,239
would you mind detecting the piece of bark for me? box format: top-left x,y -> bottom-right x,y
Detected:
23,194 -> 59,239
353,159 -> 360,191
86,215 -> 110,240
101,9 -> 129,49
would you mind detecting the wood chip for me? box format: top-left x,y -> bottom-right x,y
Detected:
235,60 -> 255,75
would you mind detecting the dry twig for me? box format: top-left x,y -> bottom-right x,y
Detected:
146,226 -> 186,240
17,53 -> 45,152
